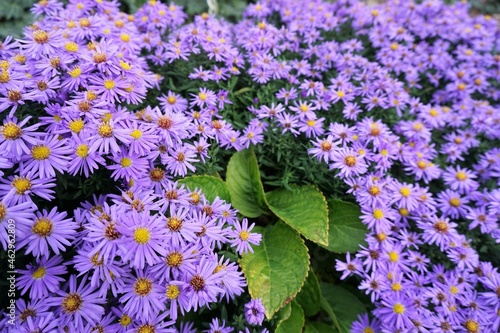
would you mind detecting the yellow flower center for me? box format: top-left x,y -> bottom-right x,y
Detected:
239,231 -> 250,241
455,172 -> 467,181
75,144 -> 89,158
33,30 -> 49,44
120,33 -> 130,42
344,155 -> 356,167
393,303 -> 405,314
363,328 -> 374,333
130,129 -> 142,139
449,198 -> 461,207
450,285 -> 459,294
388,251 -> 399,262
307,119 -> 316,127
64,42 -> 79,52
166,284 -> 180,299
68,66 -> 81,78
12,177 -> 32,194
390,43 -> 399,51
98,123 -> 113,137
198,92 -> 207,101
32,217 -> 53,237
417,160 -> 427,169
1,122 -> 22,139
69,119 -> 85,133
134,277 -> 153,296
119,314 -> 132,327
373,209 -> 384,220
137,325 -> 155,333
337,90 -> 345,98
167,217 -> 183,232
166,251 -> 183,267
62,293 -> 83,314
464,319 -> 479,333
0,70 -> 10,83
79,18 -> 91,28
31,145 -> 51,160
400,187 -> 411,197
457,83 -> 466,91
399,208 -> 409,216
32,267 -> 46,279
104,80 -> 115,90
120,157 -> 132,168
299,104 -> 309,112
167,96 -> 176,104
119,60 -> 131,70
133,227 -> 151,244
391,282 -> 402,291
0,203 -> 6,221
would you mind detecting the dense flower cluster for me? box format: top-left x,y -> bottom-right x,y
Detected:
1,0 -> 499,331
0,0 -> 264,332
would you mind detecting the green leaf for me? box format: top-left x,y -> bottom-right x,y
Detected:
320,283 -> 366,333
240,222 -> 309,319
323,199 -> 367,253
275,301 -> 305,333
266,185 -> 329,246
178,175 -> 231,203
296,269 -> 321,317
304,322 -> 338,333
226,149 -> 268,218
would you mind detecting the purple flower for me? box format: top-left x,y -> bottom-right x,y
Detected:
17,255 -> 67,299
244,298 -> 265,326
229,218 -> 262,255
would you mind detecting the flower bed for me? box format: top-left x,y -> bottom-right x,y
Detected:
0,0 -> 499,332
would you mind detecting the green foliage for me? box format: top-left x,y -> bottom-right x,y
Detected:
304,322 -> 338,333
296,268 -> 321,317
239,222 -> 310,319
323,199 -> 367,253
226,149 -> 269,218
178,175 -> 231,202
266,185 -> 329,246
320,283 -> 367,333
275,301 -> 305,333
0,0 -> 35,39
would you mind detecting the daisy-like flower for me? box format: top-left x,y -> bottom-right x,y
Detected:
165,144 -> 199,177
88,74 -> 129,104
308,135 -> 336,163
20,28 -> 63,59
84,203 -> 122,263
120,269 -> 166,320
117,210 -> 168,269
244,298 -> 265,326
191,87 -> 217,108
442,166 -> 478,194
0,173 -> 55,205
17,207 -> 77,257
107,148 -> 149,182
46,274 -> 105,329
182,255 -> 225,312
19,135 -> 72,179
67,133 -> 106,177
228,218 -> 262,255
17,255 -> 67,299
0,116 -> 43,158
159,90 -> 188,113
418,216 -> 460,251
330,147 -> 368,179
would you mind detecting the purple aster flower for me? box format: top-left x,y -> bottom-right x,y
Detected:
120,269 -> 166,320
330,147 -> 368,179
19,135 -> 71,179
17,255 -> 67,300
165,144 -> 199,177
229,218 -> 262,255
191,87 -> 217,108
374,295 -> 416,330
159,91 -> 188,113
336,252 -> 363,280
351,313 -> 381,333
0,116 -> 43,158
244,298 -> 265,326
442,166 -> 478,194
117,209 -> 168,269
17,207 -> 77,257
46,274 -> 105,329
107,148 -> 149,182
0,200 -> 35,251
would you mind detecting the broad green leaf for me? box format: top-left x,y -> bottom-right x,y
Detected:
324,199 -> 366,253
275,301 -> 305,333
275,303 -> 291,327
226,149 -> 268,217
178,175 -> 231,203
304,322 -> 339,333
320,283 -> 366,333
296,269 -> 321,317
240,222 -> 309,319
266,185 -> 329,246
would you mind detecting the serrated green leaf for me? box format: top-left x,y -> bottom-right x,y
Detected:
296,268 -> 321,317
178,175 -> 231,203
266,185 -> 329,246
275,301 -> 305,333
323,199 -> 367,253
240,222 -> 309,319
226,149 -> 268,218
320,283 -> 366,333
304,322 -> 339,333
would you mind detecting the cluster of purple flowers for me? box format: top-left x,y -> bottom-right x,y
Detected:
1,0 -> 499,331
0,0 -> 267,332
